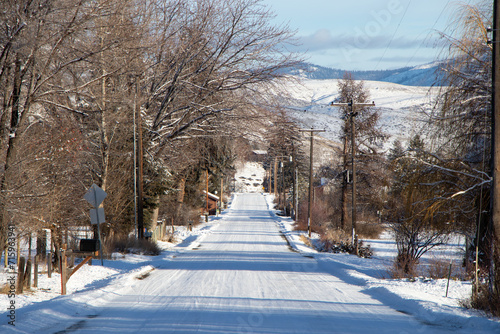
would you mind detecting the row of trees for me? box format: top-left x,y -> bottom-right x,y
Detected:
385,0 -> 498,313
0,0 -> 299,256
422,0 -> 498,312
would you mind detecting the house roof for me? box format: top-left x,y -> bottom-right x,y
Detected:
202,190 -> 219,201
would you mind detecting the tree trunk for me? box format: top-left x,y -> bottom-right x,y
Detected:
150,194 -> 160,239
175,177 -> 186,220
0,57 -> 22,253
37,230 -> 47,261
100,68 -> 110,194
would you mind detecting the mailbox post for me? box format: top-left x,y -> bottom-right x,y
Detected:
84,184 -> 107,265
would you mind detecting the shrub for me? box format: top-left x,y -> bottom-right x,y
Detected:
162,232 -> 177,243
318,228 -> 373,258
0,284 -> 9,295
427,258 -> 452,279
356,221 -> 383,239
299,235 -> 313,248
463,283 -> 500,318
389,253 -> 419,278
104,235 -> 161,256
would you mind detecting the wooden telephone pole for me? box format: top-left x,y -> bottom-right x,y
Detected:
299,128 -> 325,237
330,100 -> 375,255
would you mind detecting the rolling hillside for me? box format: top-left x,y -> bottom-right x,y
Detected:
274,77 -> 441,152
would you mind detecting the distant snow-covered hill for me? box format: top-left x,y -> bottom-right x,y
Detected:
274,78 -> 441,152
381,62 -> 445,87
284,62 -> 444,87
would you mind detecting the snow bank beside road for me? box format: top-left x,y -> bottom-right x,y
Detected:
0,220 -> 219,324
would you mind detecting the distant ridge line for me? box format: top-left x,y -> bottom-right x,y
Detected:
283,62 -> 445,87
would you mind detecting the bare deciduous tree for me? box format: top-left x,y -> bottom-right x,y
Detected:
0,0 -> 126,252
0,0 -> 301,257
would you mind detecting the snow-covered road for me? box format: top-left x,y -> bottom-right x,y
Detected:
76,193 -> 412,333
6,193 -> 495,333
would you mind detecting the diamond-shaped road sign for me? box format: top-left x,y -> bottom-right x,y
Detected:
84,184 -> 107,208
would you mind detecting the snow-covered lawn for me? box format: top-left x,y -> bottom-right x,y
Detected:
234,161 -> 266,193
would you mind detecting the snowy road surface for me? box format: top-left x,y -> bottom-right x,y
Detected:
6,193 -> 493,333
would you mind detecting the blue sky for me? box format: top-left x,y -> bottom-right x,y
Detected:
262,0 -> 476,70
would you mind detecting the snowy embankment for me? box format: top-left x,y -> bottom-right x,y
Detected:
0,222 -> 217,320
233,161 -> 266,193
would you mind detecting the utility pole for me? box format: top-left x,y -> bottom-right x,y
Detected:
281,160 -> 284,212
133,79 -> 138,239
220,175 -> 224,211
331,100 -> 375,255
136,85 -> 144,239
299,128 -> 325,237
268,164 -> 272,193
292,143 -> 298,221
490,0 -> 500,295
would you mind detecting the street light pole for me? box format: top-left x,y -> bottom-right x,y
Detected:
292,143 -> 298,221
331,100 -> 375,255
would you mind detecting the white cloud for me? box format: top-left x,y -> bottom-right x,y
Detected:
294,29 -> 436,53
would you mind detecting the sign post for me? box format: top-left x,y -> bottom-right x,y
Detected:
84,184 -> 107,265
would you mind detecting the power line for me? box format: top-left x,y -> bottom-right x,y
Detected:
375,0 -> 412,71
404,0 -> 452,68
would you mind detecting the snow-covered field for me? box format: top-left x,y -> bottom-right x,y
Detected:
276,78 -> 440,147
1,162 -> 499,333
233,161 -> 266,193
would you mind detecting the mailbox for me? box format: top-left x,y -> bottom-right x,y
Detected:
80,239 -> 99,252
